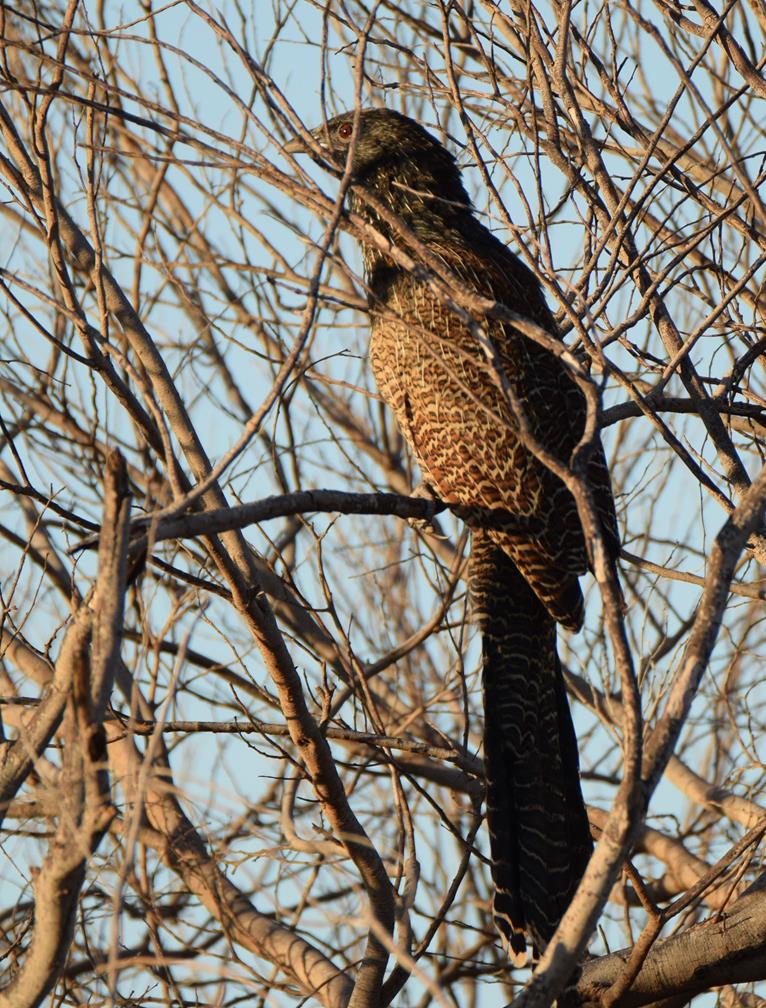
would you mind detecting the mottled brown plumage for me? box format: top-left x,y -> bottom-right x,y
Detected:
290,108 -> 619,957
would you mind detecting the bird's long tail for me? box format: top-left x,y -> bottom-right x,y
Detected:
469,531 -> 593,960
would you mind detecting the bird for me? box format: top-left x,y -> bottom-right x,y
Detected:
287,108 -> 619,960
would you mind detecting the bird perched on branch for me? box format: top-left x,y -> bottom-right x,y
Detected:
287,108 -> 619,960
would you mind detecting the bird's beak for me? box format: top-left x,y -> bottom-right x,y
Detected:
284,127 -> 330,156
283,136 -> 310,154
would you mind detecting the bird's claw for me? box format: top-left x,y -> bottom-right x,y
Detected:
407,482 -> 448,537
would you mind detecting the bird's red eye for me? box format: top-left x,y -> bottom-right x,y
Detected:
337,122 -> 353,140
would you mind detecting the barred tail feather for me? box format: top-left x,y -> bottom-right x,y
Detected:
470,532 -> 593,958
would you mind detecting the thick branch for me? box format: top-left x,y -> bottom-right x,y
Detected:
578,888 -> 766,1008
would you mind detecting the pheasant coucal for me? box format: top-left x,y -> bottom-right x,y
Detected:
287,108 -> 619,959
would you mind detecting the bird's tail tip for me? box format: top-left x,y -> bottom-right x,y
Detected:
493,900 -> 530,967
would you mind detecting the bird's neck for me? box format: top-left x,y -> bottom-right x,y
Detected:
350,159 -> 471,276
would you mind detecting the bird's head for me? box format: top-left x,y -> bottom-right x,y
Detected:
285,108 -> 471,211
